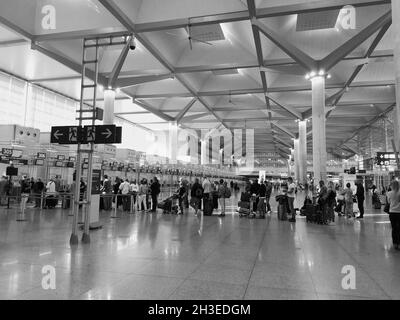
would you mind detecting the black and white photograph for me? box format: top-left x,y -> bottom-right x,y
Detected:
0,0 -> 399,307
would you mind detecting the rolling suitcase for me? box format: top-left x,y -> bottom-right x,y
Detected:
212,191 -> 219,209
277,204 -> 288,221
45,195 -> 58,208
158,197 -> 172,213
203,198 -> 213,216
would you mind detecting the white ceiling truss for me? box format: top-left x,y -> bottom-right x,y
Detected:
0,0 -> 396,159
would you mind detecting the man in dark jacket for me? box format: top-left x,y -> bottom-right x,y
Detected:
356,181 -> 365,219
265,180 -> 273,213
150,177 -> 161,212
32,178 -> 44,208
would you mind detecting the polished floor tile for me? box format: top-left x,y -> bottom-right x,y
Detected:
0,191 -> 399,300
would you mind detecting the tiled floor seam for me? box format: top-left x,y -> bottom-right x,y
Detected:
241,222 -> 269,300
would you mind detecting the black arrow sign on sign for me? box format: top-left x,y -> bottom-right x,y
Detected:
83,125 -> 119,144
51,126 -> 82,144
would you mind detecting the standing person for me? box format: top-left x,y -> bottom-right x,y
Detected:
265,180 -> 273,214
344,183 -> 354,219
287,177 -> 296,222
336,183 -> 345,216
20,176 -> 31,213
202,176 -> 212,200
356,181 -> 365,219
177,180 -> 187,215
250,179 -> 260,213
113,177 -> 121,209
137,179 -> 148,212
44,178 -> 57,209
190,178 -> 203,215
386,180 -> 400,250
0,175 -> 7,205
218,179 -> 227,217
32,178 -> 44,208
257,178 -> 266,219
130,179 -> 139,211
102,175 -> 112,211
119,178 -> 131,211
150,177 -> 161,212
326,181 -> 337,225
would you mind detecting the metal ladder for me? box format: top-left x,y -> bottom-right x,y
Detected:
70,38 -> 100,245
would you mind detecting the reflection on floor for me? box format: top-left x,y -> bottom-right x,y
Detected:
0,191 -> 399,300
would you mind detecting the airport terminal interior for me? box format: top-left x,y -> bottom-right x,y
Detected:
0,0 -> 400,301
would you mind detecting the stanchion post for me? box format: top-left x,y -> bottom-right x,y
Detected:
16,195 -> 27,222
111,194 -> 119,218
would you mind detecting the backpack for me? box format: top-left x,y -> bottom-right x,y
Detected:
224,187 -> 231,198
195,187 -> 203,198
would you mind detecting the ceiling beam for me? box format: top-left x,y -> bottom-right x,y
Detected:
266,95 -> 302,120
115,73 -> 174,88
30,42 -> 108,86
271,122 -> 296,139
175,98 -> 197,123
133,99 -> 175,122
132,80 -> 395,99
0,39 -> 27,47
326,22 -> 391,110
319,10 -> 392,71
247,0 -> 275,151
131,0 -> 389,33
108,35 -> 133,88
275,136 -> 293,150
98,0 -> 229,129
181,112 -> 209,122
30,75 -> 81,82
33,27 -> 129,42
334,103 -> 395,148
252,17 -> 318,71
115,115 -> 153,133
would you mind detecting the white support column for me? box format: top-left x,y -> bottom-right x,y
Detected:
290,148 -> 295,177
294,139 -> 300,182
311,76 -> 327,183
168,121 -> 178,164
233,129 -> 242,165
392,0 -> 400,152
298,120 -> 307,184
245,129 -> 254,170
103,89 -> 115,124
201,129 -> 209,165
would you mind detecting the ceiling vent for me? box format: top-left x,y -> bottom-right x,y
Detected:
188,24 -> 225,42
212,69 -> 238,76
296,10 -> 340,31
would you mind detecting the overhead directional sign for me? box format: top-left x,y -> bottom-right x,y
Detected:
51,126 -> 82,144
83,125 -> 122,144
376,152 -> 397,166
51,125 -> 122,144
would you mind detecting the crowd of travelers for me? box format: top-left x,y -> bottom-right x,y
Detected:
1,172 -> 399,251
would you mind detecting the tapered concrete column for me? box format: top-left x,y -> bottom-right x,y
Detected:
290,148 -> 295,177
168,121 -> 178,164
103,89 -> 115,124
201,138 -> 208,165
298,120 -> 307,184
294,139 -> 300,182
311,76 -> 327,182
392,0 -> 400,152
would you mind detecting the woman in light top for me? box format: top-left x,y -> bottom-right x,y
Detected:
386,180 -> 400,250
343,183 -> 354,219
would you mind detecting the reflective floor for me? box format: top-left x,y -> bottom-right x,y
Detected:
0,191 -> 399,300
